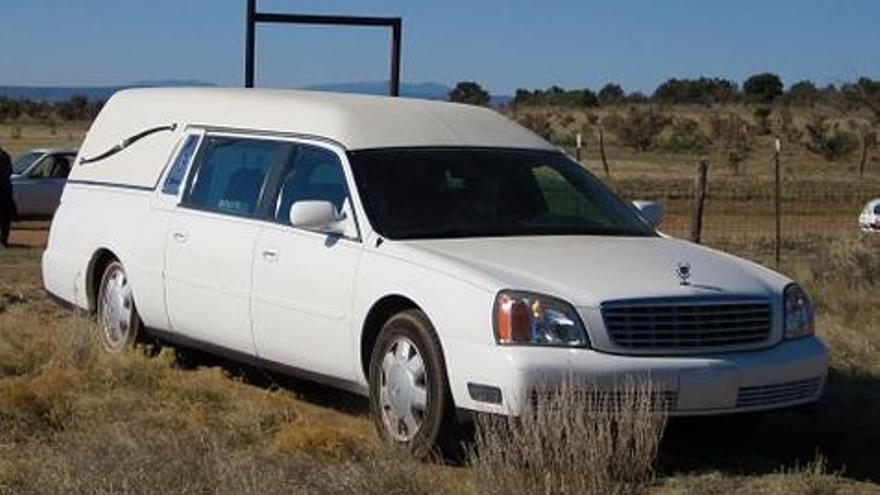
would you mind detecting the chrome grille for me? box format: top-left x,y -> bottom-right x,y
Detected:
736,378 -> 822,408
602,300 -> 771,350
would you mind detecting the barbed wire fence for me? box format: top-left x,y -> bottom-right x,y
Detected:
565,135 -> 880,268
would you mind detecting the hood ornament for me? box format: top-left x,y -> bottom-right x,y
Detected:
675,262 -> 692,286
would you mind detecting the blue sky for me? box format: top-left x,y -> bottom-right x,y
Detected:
1,0 -> 878,94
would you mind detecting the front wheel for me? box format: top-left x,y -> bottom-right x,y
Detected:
368,309 -> 459,459
96,260 -> 142,352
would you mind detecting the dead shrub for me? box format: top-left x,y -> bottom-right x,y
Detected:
468,378 -> 667,495
513,111 -> 553,140
606,106 -> 670,152
661,116 -> 711,153
708,112 -> 753,175
804,114 -> 860,161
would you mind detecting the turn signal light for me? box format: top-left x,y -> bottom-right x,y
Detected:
496,294 -> 532,343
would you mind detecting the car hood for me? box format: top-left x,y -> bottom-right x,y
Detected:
399,236 -> 789,307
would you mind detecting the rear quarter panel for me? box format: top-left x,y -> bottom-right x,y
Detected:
43,184 -> 172,330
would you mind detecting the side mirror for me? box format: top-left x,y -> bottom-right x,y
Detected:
289,200 -> 344,233
632,200 -> 663,229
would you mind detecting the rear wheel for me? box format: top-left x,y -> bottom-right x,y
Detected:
368,309 -> 459,459
96,261 -> 142,352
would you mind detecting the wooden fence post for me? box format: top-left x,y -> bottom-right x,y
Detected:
774,138 -> 782,268
598,127 -> 611,180
691,160 -> 709,243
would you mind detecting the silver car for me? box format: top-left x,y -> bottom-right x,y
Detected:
11,148 -> 77,217
859,198 -> 880,233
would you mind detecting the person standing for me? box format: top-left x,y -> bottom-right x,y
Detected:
0,145 -> 16,247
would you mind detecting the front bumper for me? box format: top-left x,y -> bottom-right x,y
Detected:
445,336 -> 827,417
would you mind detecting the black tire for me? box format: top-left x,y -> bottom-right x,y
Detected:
96,260 -> 143,352
368,309 -> 459,459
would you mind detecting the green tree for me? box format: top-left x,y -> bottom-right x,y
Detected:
743,73 -> 784,104
448,81 -> 490,106
786,80 -> 820,106
652,77 -> 739,105
580,88 -> 599,108
598,83 -> 626,105
513,88 -> 534,106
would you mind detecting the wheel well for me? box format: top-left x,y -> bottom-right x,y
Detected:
360,295 -> 420,380
86,249 -> 118,313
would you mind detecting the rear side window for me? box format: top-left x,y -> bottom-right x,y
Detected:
162,134 -> 201,195
185,137 -> 291,217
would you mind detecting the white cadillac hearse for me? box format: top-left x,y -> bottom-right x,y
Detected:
43,88 -> 827,455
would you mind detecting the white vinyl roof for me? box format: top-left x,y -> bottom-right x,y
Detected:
70,88 -> 555,188
94,87 -> 553,151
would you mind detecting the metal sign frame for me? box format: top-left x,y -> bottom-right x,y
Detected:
245,0 -> 402,96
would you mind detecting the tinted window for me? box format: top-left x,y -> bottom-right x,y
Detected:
273,145 -> 350,223
27,154 -> 71,178
162,134 -> 201,195
186,137 -> 290,217
875,205 -> 880,215
349,149 -> 654,240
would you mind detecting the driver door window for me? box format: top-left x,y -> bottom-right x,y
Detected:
272,144 -> 356,238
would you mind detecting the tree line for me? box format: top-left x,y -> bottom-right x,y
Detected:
0,95 -> 105,123
449,74 -> 880,111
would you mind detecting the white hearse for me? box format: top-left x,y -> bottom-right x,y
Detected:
43,88 -> 827,455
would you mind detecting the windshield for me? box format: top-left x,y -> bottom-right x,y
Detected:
12,151 -> 44,175
348,148 -> 655,240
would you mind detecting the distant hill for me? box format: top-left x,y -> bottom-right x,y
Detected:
0,80 -> 512,106
0,79 -> 217,101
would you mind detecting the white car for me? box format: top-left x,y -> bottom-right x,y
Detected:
11,148 -> 77,217
43,88 -> 827,455
859,199 -> 880,232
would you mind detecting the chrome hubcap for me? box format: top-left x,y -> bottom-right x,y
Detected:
100,266 -> 133,351
379,337 -> 428,442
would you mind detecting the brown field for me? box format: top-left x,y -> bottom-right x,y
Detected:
1,114 -> 880,493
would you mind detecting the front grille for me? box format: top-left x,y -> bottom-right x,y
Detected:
736,378 -> 822,408
602,300 -> 771,350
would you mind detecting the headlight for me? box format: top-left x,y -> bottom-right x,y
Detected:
493,290 -> 589,347
784,284 -> 815,340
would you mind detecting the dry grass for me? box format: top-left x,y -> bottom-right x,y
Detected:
0,285 -> 466,495
659,455 -> 850,495
0,121 -> 88,157
468,379 -> 667,495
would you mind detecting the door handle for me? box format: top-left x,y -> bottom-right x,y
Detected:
261,249 -> 279,262
172,231 -> 188,243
